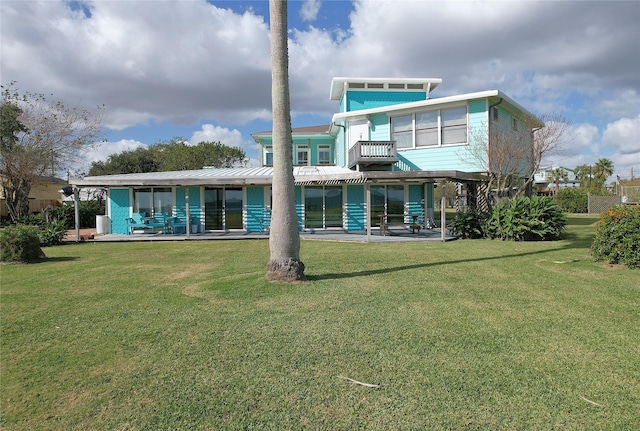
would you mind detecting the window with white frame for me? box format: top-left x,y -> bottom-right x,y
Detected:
296,145 -> 309,165
416,111 -> 439,147
391,106 -> 468,149
441,107 -> 467,145
264,146 -> 273,166
390,115 -> 413,149
318,145 -> 331,164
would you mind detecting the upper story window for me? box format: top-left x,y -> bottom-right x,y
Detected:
348,82 -> 365,89
264,146 -> 273,166
416,111 -> 439,147
391,105 -> 468,149
296,145 -> 309,165
318,145 -> 332,164
441,107 -> 467,145
390,115 -> 413,149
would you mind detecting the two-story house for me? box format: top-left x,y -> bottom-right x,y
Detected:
71,77 -> 541,235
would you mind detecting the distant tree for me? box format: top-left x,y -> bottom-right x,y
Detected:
593,158 -> 614,186
573,164 -> 592,186
88,138 -> 245,175
156,140 -> 246,171
549,167 -> 568,194
1,84 -> 103,221
266,0 -> 305,282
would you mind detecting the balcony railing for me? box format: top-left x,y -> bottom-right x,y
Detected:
348,141 -> 398,169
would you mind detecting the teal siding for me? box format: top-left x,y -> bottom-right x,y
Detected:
109,188 -> 130,234
189,187 -> 202,232
346,91 -> 426,112
246,186 -> 265,233
468,99 -> 488,168
346,185 -> 365,230
407,185 -> 424,224
295,186 -> 304,231
369,113 -> 390,141
396,146 -> 482,172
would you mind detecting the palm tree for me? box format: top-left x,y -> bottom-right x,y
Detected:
549,167 -> 568,194
266,0 -> 306,281
593,158 -> 614,186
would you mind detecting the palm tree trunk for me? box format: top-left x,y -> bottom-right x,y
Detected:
266,0 -> 305,281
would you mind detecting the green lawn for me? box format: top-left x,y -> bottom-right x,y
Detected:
1,215 -> 638,430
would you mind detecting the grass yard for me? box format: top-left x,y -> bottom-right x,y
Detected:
1,215 -> 638,430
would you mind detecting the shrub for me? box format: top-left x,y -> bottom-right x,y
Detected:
449,209 -> 487,239
485,196 -> 567,241
555,188 -> 588,213
0,225 -> 46,263
39,219 -> 69,246
591,205 -> 640,268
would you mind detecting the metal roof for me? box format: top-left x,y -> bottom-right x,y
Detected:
71,165 -> 487,188
71,166 -> 365,187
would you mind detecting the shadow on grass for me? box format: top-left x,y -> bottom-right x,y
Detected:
308,231 -> 593,281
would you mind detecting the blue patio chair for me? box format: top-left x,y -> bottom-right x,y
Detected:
168,217 -> 187,234
125,217 -> 138,235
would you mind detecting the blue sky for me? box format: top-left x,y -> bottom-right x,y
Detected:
2,0 -> 639,180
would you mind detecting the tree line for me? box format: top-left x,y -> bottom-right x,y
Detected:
88,139 -> 246,176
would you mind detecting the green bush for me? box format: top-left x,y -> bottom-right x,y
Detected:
449,209 -> 487,239
39,219 -> 69,246
555,188 -> 588,213
591,205 -> 640,268
0,225 -> 46,263
485,196 -> 567,241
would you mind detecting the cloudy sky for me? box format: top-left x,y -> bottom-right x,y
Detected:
2,0 -> 639,180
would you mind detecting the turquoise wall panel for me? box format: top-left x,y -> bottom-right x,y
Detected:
189,187 -> 202,231
369,113 -> 390,141
346,91 -> 425,112
407,185 -> 424,224
346,185 -> 365,230
295,186 -> 304,230
246,186 -> 265,233
175,187 -> 186,217
109,188 -> 130,234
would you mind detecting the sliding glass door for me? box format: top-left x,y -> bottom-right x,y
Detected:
204,187 -> 243,230
304,186 -> 343,229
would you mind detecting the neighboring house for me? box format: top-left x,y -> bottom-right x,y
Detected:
533,166 -> 580,195
0,176 -> 66,218
71,77 -> 541,235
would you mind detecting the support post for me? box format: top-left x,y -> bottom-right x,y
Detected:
441,182 -> 446,242
185,187 -> 191,239
366,183 -> 371,242
73,187 -> 80,243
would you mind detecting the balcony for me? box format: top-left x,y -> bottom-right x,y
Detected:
348,141 -> 398,169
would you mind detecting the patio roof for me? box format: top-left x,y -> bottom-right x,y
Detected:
71,166 -> 365,188
71,166 -> 487,188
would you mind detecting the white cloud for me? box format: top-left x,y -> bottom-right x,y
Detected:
300,0 -> 321,22
189,124 -> 250,150
601,116 -> 640,155
84,140 -> 147,165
